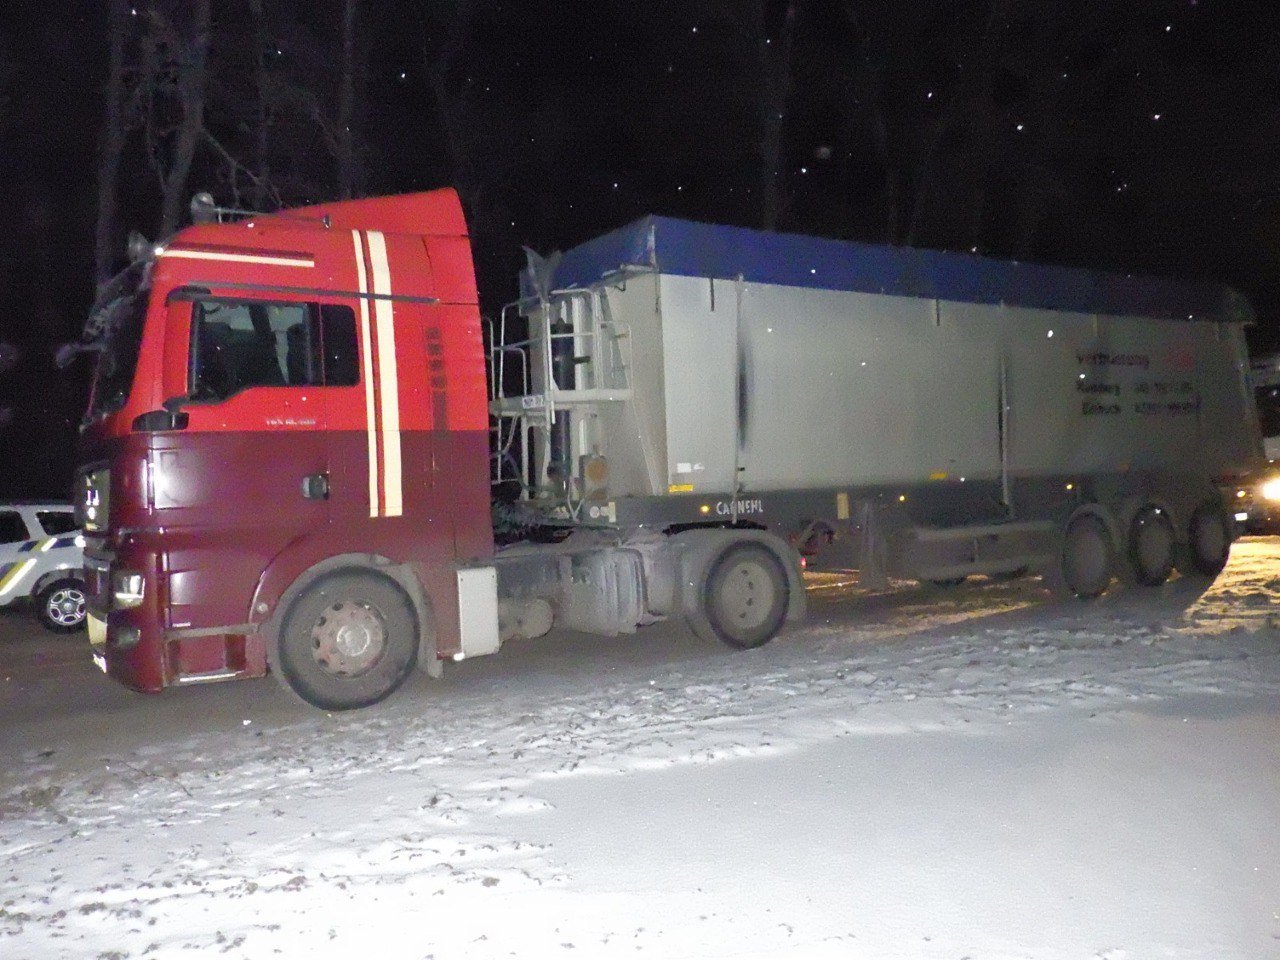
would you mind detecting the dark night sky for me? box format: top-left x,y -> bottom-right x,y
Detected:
1,0 -> 1279,498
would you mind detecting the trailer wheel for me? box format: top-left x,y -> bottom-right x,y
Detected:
1181,500 -> 1231,577
702,543 -> 789,650
1048,513 -> 1114,599
1125,505 -> 1176,586
274,572 -> 417,710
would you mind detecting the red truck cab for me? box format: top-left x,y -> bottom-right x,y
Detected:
79,189 -> 496,708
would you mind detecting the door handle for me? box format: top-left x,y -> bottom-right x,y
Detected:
301,473 -> 330,500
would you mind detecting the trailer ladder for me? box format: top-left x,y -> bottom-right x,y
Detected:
488,281 -> 634,509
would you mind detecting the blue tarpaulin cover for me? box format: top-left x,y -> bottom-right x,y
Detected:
537,215 -> 1251,324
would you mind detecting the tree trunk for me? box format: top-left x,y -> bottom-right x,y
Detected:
157,0 -> 212,238
425,1 -> 481,226
336,0 -> 359,199
94,0 -> 129,291
249,0 -> 271,209
758,1 -> 799,231
903,122 -> 945,247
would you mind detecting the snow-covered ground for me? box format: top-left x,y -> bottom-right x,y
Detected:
2,539 -> 1279,959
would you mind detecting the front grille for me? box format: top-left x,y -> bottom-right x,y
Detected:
77,467 -> 110,532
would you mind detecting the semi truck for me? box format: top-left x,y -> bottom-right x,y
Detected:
74,188 -> 1261,709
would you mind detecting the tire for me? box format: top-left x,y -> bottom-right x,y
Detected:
1181,499 -> 1231,577
702,543 -> 789,650
35,578 -> 87,633
274,571 -> 417,710
1125,505 -> 1176,586
1047,513 -> 1114,600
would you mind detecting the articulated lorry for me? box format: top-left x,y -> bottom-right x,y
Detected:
75,188 -> 1261,709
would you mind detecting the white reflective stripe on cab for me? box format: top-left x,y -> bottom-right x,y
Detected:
366,231 -> 404,517
351,230 -> 380,517
158,249 -> 314,268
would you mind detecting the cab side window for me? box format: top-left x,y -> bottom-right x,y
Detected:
320,304 -> 359,387
0,511 -> 30,544
189,299 -> 359,402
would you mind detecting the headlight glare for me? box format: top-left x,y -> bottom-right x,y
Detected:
1261,478 -> 1280,502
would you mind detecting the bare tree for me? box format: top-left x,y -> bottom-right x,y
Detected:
335,0 -> 360,199
137,0 -> 214,238
423,0 -> 492,231
756,0 -> 800,231
247,0 -> 272,208
93,0 -> 130,289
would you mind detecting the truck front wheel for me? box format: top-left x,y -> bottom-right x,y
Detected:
702,543 -> 789,650
274,572 -> 418,710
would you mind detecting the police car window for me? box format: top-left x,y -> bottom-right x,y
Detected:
37,511 -> 78,536
0,511 -> 29,544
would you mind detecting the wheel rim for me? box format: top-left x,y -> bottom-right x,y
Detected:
1132,510 -> 1174,581
310,600 -> 387,677
714,557 -> 778,634
46,587 -> 85,627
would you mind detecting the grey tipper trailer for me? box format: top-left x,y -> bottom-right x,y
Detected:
488,217 -> 1262,649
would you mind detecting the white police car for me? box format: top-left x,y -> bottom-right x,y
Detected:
0,503 -> 86,632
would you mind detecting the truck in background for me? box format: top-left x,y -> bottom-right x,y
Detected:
1249,353 -> 1280,461
74,189 -> 1261,709
1231,353 -> 1280,530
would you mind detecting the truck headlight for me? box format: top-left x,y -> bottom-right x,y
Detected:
113,571 -> 145,608
1261,478 -> 1280,502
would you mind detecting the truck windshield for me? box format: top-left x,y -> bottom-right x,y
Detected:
85,262 -> 151,418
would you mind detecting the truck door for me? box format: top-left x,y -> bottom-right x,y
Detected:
157,294 -> 343,644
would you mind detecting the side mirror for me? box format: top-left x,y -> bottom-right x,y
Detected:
127,231 -> 153,263
190,192 -> 218,225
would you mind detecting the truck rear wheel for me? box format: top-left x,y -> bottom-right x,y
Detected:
274,572 -> 417,710
1126,505 -> 1176,586
702,543 -> 789,650
1181,500 -> 1231,577
1048,513 -> 1114,599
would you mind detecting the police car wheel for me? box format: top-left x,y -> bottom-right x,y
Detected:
36,578 -> 87,633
